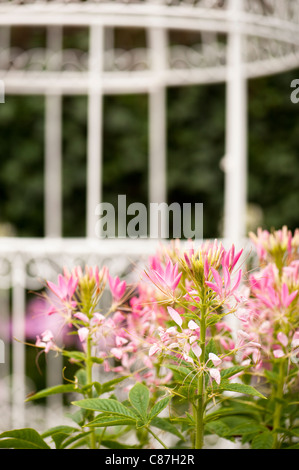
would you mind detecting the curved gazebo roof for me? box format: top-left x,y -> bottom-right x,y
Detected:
0,0 -> 298,93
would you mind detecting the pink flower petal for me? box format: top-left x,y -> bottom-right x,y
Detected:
209,352 -> 222,367
74,312 -> 89,324
78,327 -> 89,343
273,349 -> 284,358
111,347 -> 123,360
188,320 -> 200,330
41,329 -> 54,342
277,332 -> 288,347
115,336 -> 128,347
291,331 -> 299,348
191,343 -> 202,359
209,368 -> 221,385
149,344 -> 160,356
167,307 -> 183,327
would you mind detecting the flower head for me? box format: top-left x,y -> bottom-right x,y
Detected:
108,275 -> 127,302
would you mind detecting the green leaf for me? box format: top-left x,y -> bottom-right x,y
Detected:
213,416 -> 268,439
0,428 -> 50,449
213,380 -> 266,399
149,396 -> 171,421
227,421 -> 267,436
65,409 -> 86,426
220,366 -> 248,380
101,440 -> 141,449
41,426 -> 77,449
90,356 -> 104,364
264,370 -> 280,384
62,350 -> 86,362
205,338 -> 219,362
174,384 -> 197,401
42,425 -> 77,438
85,415 -> 136,428
252,431 -> 274,449
286,442 -> 299,449
25,384 -> 78,402
60,431 -> 92,449
72,398 -> 137,419
129,383 -> 150,421
100,376 -> 130,395
206,313 -> 227,328
205,407 -> 238,423
150,417 -> 185,440
75,369 -> 87,386
166,364 -> 194,382
205,420 -> 231,438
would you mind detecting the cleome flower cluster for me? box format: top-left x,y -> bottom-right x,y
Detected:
17,226 -> 298,449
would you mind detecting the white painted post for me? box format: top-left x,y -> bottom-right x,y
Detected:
11,255 -> 26,429
45,27 -> 63,238
45,93 -> 62,238
223,0 -> 248,243
147,27 -> 167,238
45,27 -> 64,424
87,25 -> 104,238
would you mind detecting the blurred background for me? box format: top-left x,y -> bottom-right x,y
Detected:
0,26 -> 299,239
0,0 -> 299,437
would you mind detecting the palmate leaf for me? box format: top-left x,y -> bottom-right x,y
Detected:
100,376 -> 130,395
41,426 -> 78,450
220,396 -> 270,416
175,384 -> 197,401
62,350 -> 86,362
287,443 -> 299,449
148,396 -> 171,420
72,398 -> 137,419
220,365 -> 249,380
206,416 -> 268,441
129,383 -> 149,421
206,314 -> 227,328
26,384 -> 79,402
85,415 -> 137,428
150,417 -> 185,440
205,338 -> 218,360
251,431 -> 274,449
225,421 -> 268,437
0,428 -> 50,449
166,364 -> 195,383
60,431 -> 92,449
205,420 -> 232,439
101,440 -> 141,449
205,399 -> 263,423
209,380 -> 266,399
205,407 -> 241,423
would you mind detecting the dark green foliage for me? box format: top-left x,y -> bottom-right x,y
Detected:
0,47 -> 298,237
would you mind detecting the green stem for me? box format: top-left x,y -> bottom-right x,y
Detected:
195,303 -> 207,449
147,427 -> 168,449
272,360 -> 285,449
86,335 -> 96,449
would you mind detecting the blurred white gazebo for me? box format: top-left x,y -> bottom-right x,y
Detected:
0,0 -> 299,431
